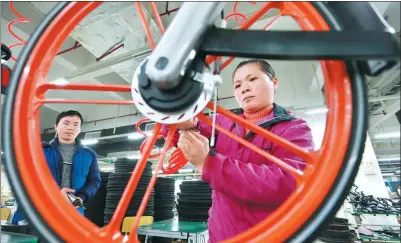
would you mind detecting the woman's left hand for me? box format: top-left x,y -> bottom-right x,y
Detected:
177,130 -> 210,171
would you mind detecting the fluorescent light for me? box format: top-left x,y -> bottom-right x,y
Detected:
372,132 -> 400,139
304,107 -> 328,115
81,139 -> 99,145
127,155 -> 141,160
50,78 -> 69,85
178,169 -> 195,173
1,151 -> 3,154
128,133 -> 144,140
377,157 -> 400,161
128,131 -> 153,140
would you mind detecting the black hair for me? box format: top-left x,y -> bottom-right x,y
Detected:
56,110 -> 84,126
233,59 -> 276,81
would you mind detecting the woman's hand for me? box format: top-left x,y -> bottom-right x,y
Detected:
177,117 -> 198,130
177,130 -> 209,171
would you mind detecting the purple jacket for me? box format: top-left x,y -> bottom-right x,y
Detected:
162,104 -> 314,242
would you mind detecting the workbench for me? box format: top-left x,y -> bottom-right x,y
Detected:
137,218 -> 208,243
0,232 -> 38,243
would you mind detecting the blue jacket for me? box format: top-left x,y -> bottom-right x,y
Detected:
14,138 -> 101,221
43,137 -> 101,204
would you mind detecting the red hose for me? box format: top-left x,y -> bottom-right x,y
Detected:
231,1 -> 257,25
137,119 -> 188,174
7,2 -> 30,62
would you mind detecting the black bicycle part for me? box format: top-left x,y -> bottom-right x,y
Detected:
2,2 -> 69,243
138,56 -> 204,113
199,29 -> 399,61
326,2 -> 400,76
289,2 -> 368,242
1,44 -> 12,61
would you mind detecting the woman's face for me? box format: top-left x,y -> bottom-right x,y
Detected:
233,63 -> 278,113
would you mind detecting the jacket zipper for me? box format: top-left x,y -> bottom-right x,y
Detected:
52,143 -> 80,189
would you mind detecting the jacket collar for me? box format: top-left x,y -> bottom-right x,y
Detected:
234,103 -> 295,137
47,136 -> 84,149
237,103 -> 294,124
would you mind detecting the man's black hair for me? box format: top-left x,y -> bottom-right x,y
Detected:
233,59 -> 276,81
56,110 -> 84,126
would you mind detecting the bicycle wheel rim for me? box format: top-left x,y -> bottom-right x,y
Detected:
1,2 -> 367,243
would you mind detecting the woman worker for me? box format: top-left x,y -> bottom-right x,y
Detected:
162,59 -> 315,242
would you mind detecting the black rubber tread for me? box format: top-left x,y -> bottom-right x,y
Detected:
176,201 -> 211,207
85,172 -> 109,227
105,187 -> 150,193
176,204 -> 210,210
2,2 -> 71,243
288,3 -> 368,243
105,199 -> 155,205
154,200 -> 175,205
154,194 -> 175,199
104,200 -> 155,207
179,187 -> 211,192
154,202 -> 176,207
105,202 -> 155,210
103,209 -> 154,216
114,167 -> 153,174
177,199 -> 212,204
154,187 -> 175,192
104,207 -> 155,214
176,181 -> 212,221
178,194 -> 212,200
114,158 -> 152,173
155,207 -> 174,214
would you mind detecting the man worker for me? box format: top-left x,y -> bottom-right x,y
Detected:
45,110 -> 101,213
13,110 -> 101,225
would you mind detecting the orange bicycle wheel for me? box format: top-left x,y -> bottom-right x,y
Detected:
2,2 -> 372,243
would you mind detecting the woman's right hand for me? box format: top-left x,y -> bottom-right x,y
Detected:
177,117 -> 198,130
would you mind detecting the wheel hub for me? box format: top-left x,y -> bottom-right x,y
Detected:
132,56 -> 216,124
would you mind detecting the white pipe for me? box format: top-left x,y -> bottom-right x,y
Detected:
113,105 -> 120,134
368,94 -> 400,102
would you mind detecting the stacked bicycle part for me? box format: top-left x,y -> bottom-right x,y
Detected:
318,217 -> 356,243
349,187 -> 401,216
151,177 -> 176,243
176,180 -> 212,222
85,172 -> 111,227
104,159 -> 154,225
357,225 -> 401,242
154,177 -> 176,221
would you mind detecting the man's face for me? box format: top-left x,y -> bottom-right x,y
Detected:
55,116 -> 81,142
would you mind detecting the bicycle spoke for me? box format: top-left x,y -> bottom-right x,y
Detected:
136,2 -> 156,49
104,123 -> 162,234
36,83 -> 131,93
206,102 -> 315,163
36,99 -> 134,105
128,125 -> 177,240
34,83 -> 134,110
150,2 -> 165,34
